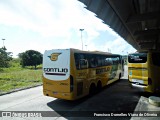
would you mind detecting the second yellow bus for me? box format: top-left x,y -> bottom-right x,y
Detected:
128,50 -> 160,93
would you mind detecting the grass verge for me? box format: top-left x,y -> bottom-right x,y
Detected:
0,69 -> 42,95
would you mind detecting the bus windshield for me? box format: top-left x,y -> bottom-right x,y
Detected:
128,53 -> 147,63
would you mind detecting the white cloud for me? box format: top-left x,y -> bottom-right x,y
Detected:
103,37 -> 136,54
86,36 -> 136,55
0,0 -> 136,57
0,0 -> 107,38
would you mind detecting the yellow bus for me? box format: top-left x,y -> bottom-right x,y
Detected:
128,50 -> 160,93
43,48 -> 124,100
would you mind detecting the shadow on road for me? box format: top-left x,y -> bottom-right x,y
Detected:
47,93 -> 90,111
47,79 -> 144,119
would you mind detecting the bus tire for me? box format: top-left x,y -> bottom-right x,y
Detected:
89,83 -> 96,96
97,81 -> 102,92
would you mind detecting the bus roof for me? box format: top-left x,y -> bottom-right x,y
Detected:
44,48 -> 123,56
129,49 -> 160,55
70,48 -> 113,55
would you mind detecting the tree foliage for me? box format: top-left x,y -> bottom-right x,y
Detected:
0,47 -> 12,68
19,50 -> 42,69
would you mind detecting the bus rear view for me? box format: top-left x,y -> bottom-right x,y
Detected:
128,51 -> 160,93
128,52 -> 149,92
42,49 -> 73,100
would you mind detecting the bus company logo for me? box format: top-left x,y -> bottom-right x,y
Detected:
48,53 -> 61,61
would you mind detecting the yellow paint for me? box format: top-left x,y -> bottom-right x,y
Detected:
50,53 -> 61,61
43,49 -> 124,100
128,50 -> 160,93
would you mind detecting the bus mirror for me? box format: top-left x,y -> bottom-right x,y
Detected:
79,59 -> 88,69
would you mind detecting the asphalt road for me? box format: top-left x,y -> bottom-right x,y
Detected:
0,66 -> 160,120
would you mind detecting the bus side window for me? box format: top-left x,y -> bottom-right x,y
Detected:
75,53 -> 86,69
97,56 -> 102,67
74,53 -> 80,69
79,59 -> 88,69
105,58 -> 113,66
100,56 -> 105,66
117,57 -> 120,64
74,54 -> 78,69
90,58 -> 97,68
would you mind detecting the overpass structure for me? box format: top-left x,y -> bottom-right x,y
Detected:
79,0 -> 160,51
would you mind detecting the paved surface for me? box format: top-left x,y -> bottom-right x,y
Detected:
0,66 -> 160,120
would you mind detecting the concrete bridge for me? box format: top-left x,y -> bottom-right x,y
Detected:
79,0 -> 160,51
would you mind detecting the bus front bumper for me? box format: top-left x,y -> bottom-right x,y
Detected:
130,83 -> 145,92
129,82 -> 153,93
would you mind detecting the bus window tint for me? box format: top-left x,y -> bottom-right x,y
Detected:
79,59 -> 88,69
128,53 -> 147,63
75,54 -> 122,69
105,58 -> 113,65
89,54 -> 97,68
112,57 -> 119,65
74,53 -> 80,69
152,52 -> 160,66
74,53 -> 86,69
97,55 -> 105,67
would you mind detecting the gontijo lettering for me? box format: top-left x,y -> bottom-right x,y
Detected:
44,68 -> 68,73
44,68 -> 68,76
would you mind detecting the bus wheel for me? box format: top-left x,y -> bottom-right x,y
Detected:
89,83 -> 96,96
97,81 -> 102,92
119,73 -> 121,80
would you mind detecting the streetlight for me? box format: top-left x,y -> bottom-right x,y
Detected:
79,29 -> 84,50
2,39 -> 5,47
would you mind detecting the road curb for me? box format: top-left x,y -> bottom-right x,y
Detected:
0,84 -> 42,96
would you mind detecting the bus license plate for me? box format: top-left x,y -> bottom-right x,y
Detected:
132,79 -> 144,84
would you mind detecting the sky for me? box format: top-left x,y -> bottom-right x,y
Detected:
0,0 -> 136,58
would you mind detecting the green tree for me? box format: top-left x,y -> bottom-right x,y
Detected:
19,50 -> 42,69
0,47 -> 12,68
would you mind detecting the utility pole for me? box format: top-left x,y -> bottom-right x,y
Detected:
79,29 -> 84,50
